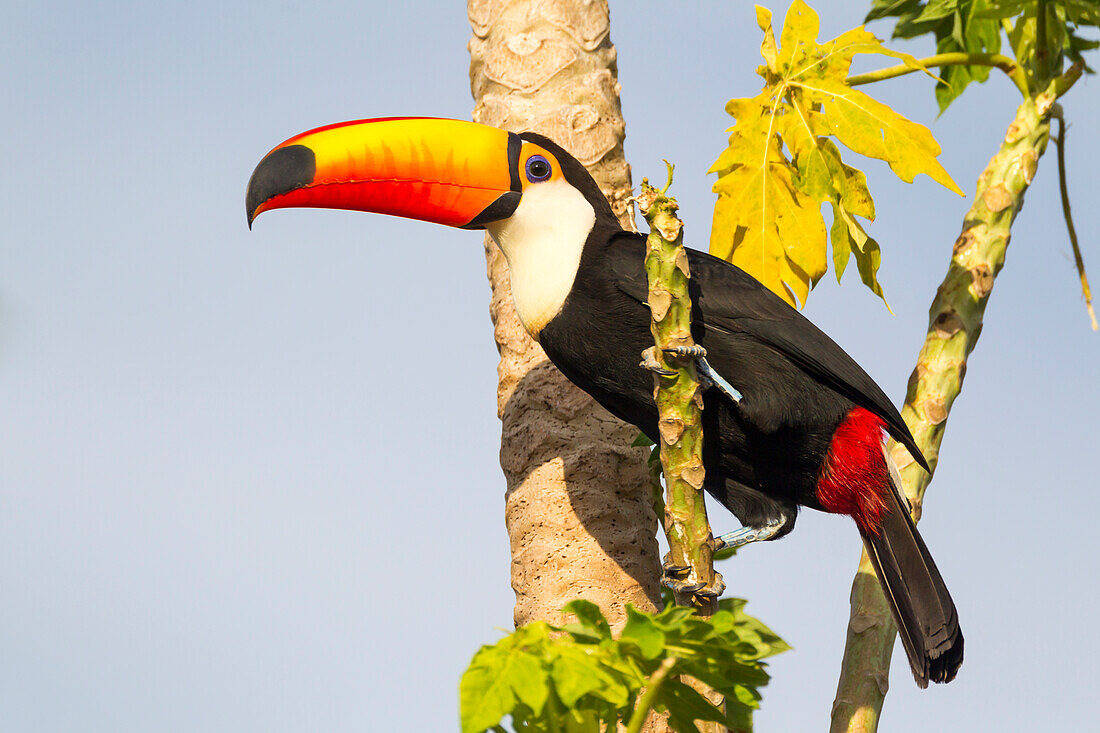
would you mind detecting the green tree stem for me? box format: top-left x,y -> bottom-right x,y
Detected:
1052,60 -> 1084,98
846,52 -> 1030,98
626,657 -> 679,733
637,170 -> 718,615
638,170 -> 725,733
830,78 -> 1067,733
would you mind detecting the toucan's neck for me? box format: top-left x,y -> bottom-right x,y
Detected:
486,178 -> 607,339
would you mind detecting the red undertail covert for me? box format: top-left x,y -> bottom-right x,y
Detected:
816,406 -> 891,534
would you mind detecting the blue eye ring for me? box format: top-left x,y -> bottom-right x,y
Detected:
525,155 -> 552,183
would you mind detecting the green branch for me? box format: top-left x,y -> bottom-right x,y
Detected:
847,52 -> 1031,98
637,167 -> 719,615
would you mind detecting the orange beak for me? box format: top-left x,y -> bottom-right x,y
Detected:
246,117 -> 522,229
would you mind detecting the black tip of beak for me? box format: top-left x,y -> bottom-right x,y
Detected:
246,144 -> 317,228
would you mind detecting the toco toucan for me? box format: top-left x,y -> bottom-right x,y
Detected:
246,117 -> 963,686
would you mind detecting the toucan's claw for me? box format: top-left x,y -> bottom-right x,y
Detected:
694,571 -> 726,599
661,552 -> 726,599
663,344 -> 707,361
640,347 -> 676,377
665,578 -> 706,595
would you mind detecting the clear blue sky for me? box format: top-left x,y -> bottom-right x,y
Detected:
2,1 -> 1098,730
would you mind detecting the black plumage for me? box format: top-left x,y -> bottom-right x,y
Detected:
531,134 -> 962,686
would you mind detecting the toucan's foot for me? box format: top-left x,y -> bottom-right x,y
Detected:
713,518 -> 784,551
693,570 -> 726,599
640,347 -> 676,377
661,552 -> 726,599
663,344 -> 707,360
656,346 -> 743,403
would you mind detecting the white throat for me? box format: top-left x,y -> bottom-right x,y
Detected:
486,178 -> 595,338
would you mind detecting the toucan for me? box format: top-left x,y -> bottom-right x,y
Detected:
246,117 -> 962,686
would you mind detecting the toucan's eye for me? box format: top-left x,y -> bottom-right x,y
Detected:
525,155 -> 552,183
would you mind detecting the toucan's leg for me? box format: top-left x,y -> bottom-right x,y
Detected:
713,517 -> 786,551
661,346 -> 743,403
695,357 -> 743,403
661,553 -> 727,599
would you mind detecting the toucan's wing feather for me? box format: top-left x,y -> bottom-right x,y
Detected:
607,232 -> 927,472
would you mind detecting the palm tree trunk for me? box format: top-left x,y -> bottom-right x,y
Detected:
466,0 -> 661,632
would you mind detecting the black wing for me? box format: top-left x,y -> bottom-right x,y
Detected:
607,231 -> 928,472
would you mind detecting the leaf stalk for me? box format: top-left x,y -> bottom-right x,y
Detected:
847,52 -> 1030,98
1052,111 -> 1098,330
625,656 -> 679,733
1036,0 -> 1050,83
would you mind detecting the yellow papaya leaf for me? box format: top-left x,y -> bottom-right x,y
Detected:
777,180 -> 828,287
711,122 -> 826,307
807,77 -> 964,194
781,253 -> 810,306
776,0 -> 818,70
829,202 -> 890,309
781,111 -> 875,220
710,0 -> 962,308
755,6 -> 779,73
710,156 -> 786,294
829,204 -> 853,281
853,236 -> 886,304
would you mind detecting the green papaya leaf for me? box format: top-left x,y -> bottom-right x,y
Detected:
461,598 -> 788,731
621,606 -> 667,659
562,599 -> 612,640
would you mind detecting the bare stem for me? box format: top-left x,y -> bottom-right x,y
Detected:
1054,60 -> 1085,98
1052,113 -> 1098,330
847,52 -> 1030,98
637,173 -> 718,615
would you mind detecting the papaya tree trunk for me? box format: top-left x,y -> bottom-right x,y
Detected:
830,79 -> 1066,733
466,0 -> 661,632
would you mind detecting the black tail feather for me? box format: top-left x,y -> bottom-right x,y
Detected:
860,472 -> 963,687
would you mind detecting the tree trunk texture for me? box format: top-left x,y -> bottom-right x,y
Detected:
466,0 -> 662,632
830,85 -> 1058,733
